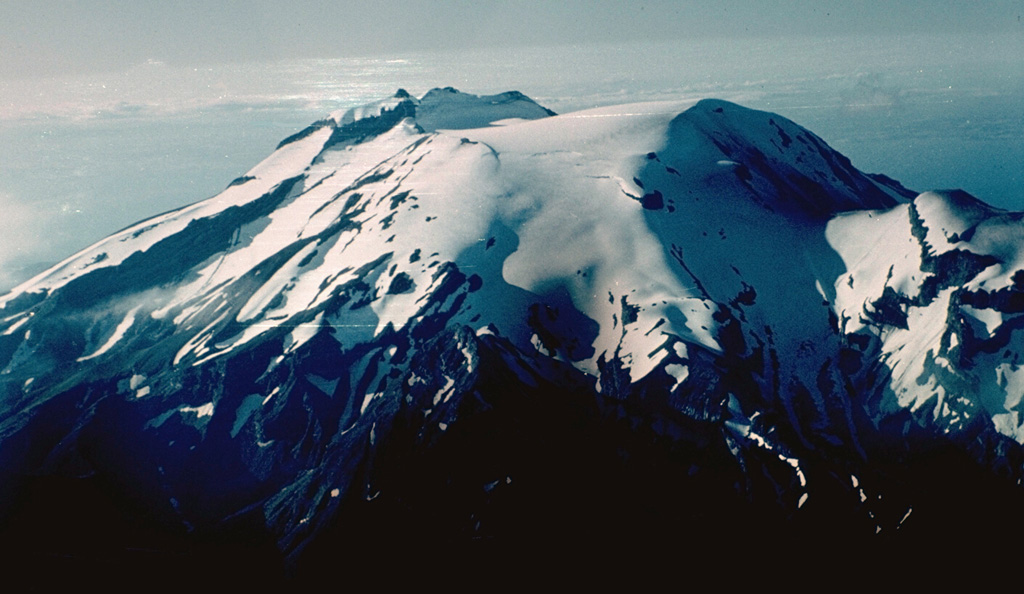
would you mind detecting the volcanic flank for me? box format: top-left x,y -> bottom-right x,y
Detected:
2,88 -> 1023,580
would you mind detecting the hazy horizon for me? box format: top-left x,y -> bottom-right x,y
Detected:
4,1 -> 1021,81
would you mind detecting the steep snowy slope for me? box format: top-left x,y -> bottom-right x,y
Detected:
829,190 -> 1024,441
1,88 -> 1022,576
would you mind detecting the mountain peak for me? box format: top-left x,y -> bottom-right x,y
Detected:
275,87 -> 555,152
670,99 -> 908,216
414,86 -> 557,130
3,90 -> 1024,573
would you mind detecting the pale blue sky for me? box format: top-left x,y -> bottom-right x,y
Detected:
3,1 -> 1022,79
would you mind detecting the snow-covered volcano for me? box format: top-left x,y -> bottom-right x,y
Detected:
2,88 -> 1023,577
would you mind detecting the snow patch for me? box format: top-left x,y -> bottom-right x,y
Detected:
664,363 -> 689,390
180,403 -> 214,418
78,306 -> 140,361
898,507 -> 913,527
306,372 -> 340,396
1,314 -> 31,336
232,394 -> 264,437
360,392 -> 381,415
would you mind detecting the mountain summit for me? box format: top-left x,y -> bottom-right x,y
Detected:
2,88 -> 1022,577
